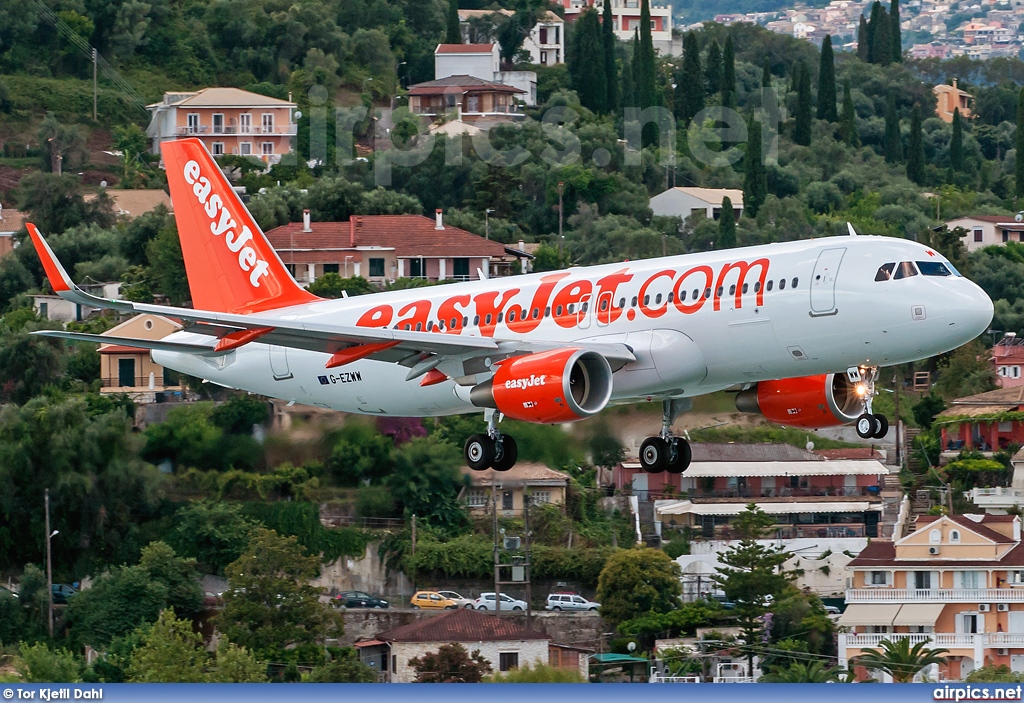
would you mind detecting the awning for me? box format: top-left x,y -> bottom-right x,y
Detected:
838,603 -> 900,627
682,461 -> 887,478
892,603 -> 944,627
655,500 -> 882,516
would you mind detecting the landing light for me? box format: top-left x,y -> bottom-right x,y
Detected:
855,384 -> 868,397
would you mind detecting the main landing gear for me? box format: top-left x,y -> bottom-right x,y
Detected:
465,410 -> 519,472
851,366 -> 888,440
639,399 -> 693,474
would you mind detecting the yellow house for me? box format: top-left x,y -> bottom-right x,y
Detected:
98,314 -> 185,403
459,463 -> 569,515
840,513 -> 1024,681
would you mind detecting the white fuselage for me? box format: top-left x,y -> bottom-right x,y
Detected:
152,235 -> 993,416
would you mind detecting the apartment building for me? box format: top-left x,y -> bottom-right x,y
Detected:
839,513 -> 1024,681
459,9 -> 566,65
555,0 -> 675,55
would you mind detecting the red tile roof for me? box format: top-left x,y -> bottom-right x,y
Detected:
265,215 -> 507,258
376,608 -> 549,643
813,448 -> 885,460
408,75 -> 524,96
849,541 -> 1024,568
436,43 -> 495,53
914,514 -> 1016,543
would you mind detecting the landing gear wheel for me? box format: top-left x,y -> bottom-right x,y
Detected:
465,434 -> 495,471
491,435 -> 518,472
872,414 -> 889,439
640,437 -> 668,473
855,413 -> 875,439
665,438 -> 692,474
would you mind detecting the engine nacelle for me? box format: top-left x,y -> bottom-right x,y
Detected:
735,373 -> 863,428
469,348 -> 613,423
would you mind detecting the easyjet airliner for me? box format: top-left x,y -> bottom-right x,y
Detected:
26,139 -> 993,474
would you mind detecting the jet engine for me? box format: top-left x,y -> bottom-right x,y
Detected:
469,348 -> 613,424
734,373 -> 865,428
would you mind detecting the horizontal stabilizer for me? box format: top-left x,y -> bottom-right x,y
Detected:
32,330 -> 220,355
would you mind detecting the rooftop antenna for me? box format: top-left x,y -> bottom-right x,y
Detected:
847,222 -> 858,236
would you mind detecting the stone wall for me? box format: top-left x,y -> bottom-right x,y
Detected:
390,639 -> 549,683
311,542 -> 412,597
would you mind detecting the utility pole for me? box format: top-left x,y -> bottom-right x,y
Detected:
485,208 -> 494,240
893,371 -> 901,468
492,482 -> 501,612
524,493 -> 532,630
557,181 -> 564,259
92,48 -> 97,121
45,488 -> 53,639
410,514 -> 417,593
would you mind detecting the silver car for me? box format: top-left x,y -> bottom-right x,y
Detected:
473,592 -> 527,611
437,590 -> 475,608
545,593 -> 600,611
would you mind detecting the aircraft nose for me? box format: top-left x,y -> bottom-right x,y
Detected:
957,280 -> 994,339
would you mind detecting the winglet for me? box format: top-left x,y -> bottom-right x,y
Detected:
847,222 -> 858,237
26,223 -> 75,293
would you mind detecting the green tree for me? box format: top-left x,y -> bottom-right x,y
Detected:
907,105 -> 925,185
884,93 -> 903,162
890,0 -> 902,63
601,0 -> 618,113
386,435 -> 468,530
743,119 -> 767,218
721,35 -> 736,110
676,32 -> 703,125
304,648 -> 377,682
933,340 -> 997,401
0,588 -> 25,645
445,0 -> 460,45
16,643 -> 82,683
717,195 -> 737,249
1016,88 -> 1024,198
617,598 -> 721,650
912,394 -> 945,430
326,421 -> 394,485
307,273 -> 374,298
145,223 -> 189,305
486,662 -> 585,682
17,172 -> 114,235
760,660 -> 847,683
816,35 -> 836,121
570,9 -> 606,114
38,112 -> 87,174
208,641 -> 268,683
620,42 -> 635,108
112,124 -> 149,188
126,610 -> 209,682
865,3 -> 879,63
410,643 -> 491,683
167,501 -> 256,576
705,39 -> 721,98
218,528 -> 342,660
210,394 -> 269,434
66,565 -> 169,649
965,665 -> 1024,683
950,107 -> 964,171
853,638 -> 947,683
636,0 -> 656,111
595,546 -> 681,627
762,57 -> 771,88
793,60 -> 812,147
857,15 -> 869,61
138,541 -> 204,619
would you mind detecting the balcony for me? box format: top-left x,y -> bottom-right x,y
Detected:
844,632 -> 1024,649
175,125 -> 298,136
847,588 -> 1024,603
970,487 -> 1024,508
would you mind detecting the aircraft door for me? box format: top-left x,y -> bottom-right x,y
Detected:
577,294 -> 592,329
595,291 -> 614,327
269,346 -> 293,380
810,247 -> 846,317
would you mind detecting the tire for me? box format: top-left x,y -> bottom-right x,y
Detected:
552,606 -> 561,611
491,435 -> 518,472
872,414 -> 889,440
412,605 -> 420,610
639,437 -> 668,473
477,605 -> 488,610
465,434 -> 495,471
464,604 -> 473,609
512,606 -> 523,611
665,438 -> 692,474
589,607 -> 598,611
855,413 -> 875,439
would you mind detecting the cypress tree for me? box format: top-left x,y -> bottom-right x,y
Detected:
907,105 -> 925,184
676,31 -> 703,124
794,60 -> 812,147
631,28 -> 640,100
743,117 -> 767,218
883,92 -> 902,162
602,0 -> 619,113
718,196 -> 737,249
950,106 -> 964,171
445,0 -> 461,45
816,35 -> 837,121
857,15 -> 869,61
705,39 -> 721,98
638,0 -> 657,110
872,3 -> 892,66
1016,88 -> 1024,197
839,79 -> 860,148
621,48 -> 635,109
762,57 -> 772,88
571,9 -> 607,114
866,2 -> 879,64
890,0 -> 902,63
721,35 -> 736,110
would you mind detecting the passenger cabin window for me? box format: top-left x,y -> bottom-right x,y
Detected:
893,261 -> 919,280
917,261 -> 953,277
875,263 -> 895,281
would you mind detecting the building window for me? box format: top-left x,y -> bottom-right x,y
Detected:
261,113 -> 274,134
118,357 -> 137,388
975,228 -> 984,242
540,51 -> 548,64
240,142 -> 252,155
262,142 -> 274,155
914,571 -> 934,589
530,491 -> 551,504
1004,229 -> 1010,243
956,570 -> 983,589
187,113 -> 200,133
322,264 -> 339,275
465,489 -> 487,507
369,258 -> 385,277
453,258 -> 470,279
212,113 -> 224,134
870,571 -> 888,585
950,530 -> 960,543
239,113 -> 252,134
38,302 -> 48,318
499,653 -> 519,672
211,142 -> 225,156
929,529 -> 941,543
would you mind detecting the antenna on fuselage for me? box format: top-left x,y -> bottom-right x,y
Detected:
847,222 -> 858,236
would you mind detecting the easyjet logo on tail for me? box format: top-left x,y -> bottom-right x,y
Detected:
183,160 -> 271,288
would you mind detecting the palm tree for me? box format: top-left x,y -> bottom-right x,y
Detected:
760,660 -> 847,683
853,638 -> 948,683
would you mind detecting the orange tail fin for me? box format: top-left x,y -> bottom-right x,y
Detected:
161,138 -> 319,313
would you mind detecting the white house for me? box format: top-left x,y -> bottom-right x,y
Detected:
649,187 -> 744,221
459,10 -> 565,65
943,215 -> 1024,252
434,44 -> 537,106
555,0 -> 676,55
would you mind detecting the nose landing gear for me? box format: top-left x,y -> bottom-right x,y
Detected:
639,399 -> 693,474
465,410 -> 519,471
851,366 -> 889,439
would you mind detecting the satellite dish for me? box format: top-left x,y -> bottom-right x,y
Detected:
806,441 -> 815,451
627,642 -> 637,653
294,110 -> 302,120
100,180 -> 107,188
1015,211 -> 1023,222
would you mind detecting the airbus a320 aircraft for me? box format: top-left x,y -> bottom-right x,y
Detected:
27,139 -> 994,474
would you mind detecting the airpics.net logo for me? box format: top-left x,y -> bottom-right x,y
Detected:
504,374 -> 547,391
934,685 -> 1024,701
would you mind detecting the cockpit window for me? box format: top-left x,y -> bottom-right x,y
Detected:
892,261 -> 919,280
875,263 -> 895,281
917,261 -> 953,277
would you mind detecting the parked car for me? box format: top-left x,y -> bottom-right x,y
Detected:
410,591 -> 459,610
545,592 -> 600,611
51,584 -> 77,605
823,605 -> 841,615
335,590 -> 389,609
473,592 -> 527,611
436,590 -> 474,608
0,586 -> 17,599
